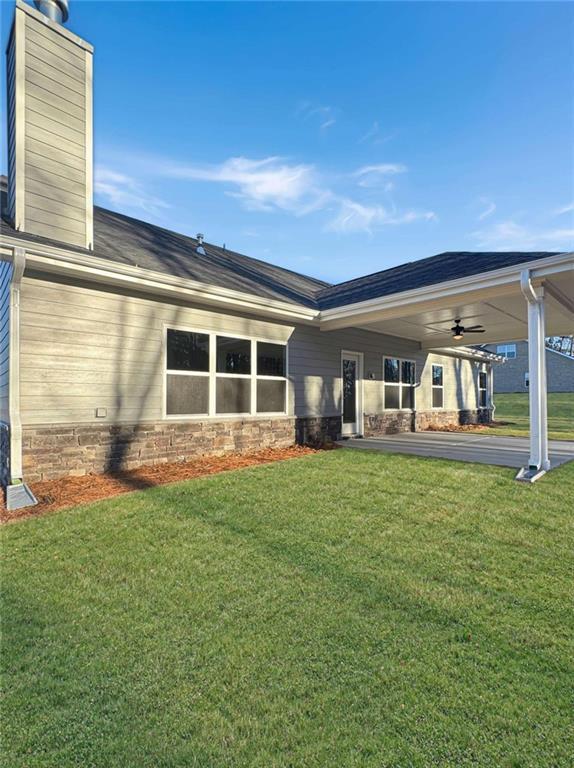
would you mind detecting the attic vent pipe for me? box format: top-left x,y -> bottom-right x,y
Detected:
196,233 -> 206,255
34,0 -> 69,23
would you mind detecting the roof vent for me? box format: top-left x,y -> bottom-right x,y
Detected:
34,0 -> 69,23
196,233 -> 206,256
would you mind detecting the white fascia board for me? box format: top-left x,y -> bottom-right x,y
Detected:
319,252 -> 574,328
0,236 -> 320,324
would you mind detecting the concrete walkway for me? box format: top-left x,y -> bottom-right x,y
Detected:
337,432 -> 574,470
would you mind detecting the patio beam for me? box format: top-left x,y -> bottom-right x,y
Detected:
516,271 -> 550,482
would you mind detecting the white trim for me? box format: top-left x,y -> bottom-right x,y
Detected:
163,325 -> 288,420
341,350 -> 364,436
0,239 -> 319,323
320,252 -> 574,331
14,0 -> 94,52
13,7 -> 26,232
85,48 -> 93,250
382,356 -> 416,412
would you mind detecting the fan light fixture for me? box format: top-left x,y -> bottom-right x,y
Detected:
451,318 -> 485,341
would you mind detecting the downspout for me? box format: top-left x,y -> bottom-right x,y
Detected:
6,247 -> 37,509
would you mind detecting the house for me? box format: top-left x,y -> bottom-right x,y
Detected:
1,0 -> 573,505
482,342 -> 574,393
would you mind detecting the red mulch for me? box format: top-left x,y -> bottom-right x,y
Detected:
1,445 -> 319,525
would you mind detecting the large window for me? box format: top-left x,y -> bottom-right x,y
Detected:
383,357 -> 416,410
478,370 -> 488,408
432,364 -> 444,408
496,343 -> 516,359
166,328 -> 287,417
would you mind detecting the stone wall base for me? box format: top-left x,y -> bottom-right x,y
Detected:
22,418 -> 296,483
295,416 -> 342,446
364,409 -> 492,437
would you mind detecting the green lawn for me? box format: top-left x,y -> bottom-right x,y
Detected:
482,392 -> 574,441
3,451 -> 573,767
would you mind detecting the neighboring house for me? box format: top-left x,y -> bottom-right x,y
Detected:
483,342 -> 574,393
0,1 -> 572,501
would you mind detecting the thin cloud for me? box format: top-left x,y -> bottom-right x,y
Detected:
163,156 -> 324,214
94,167 -> 169,215
327,198 -> 436,234
477,198 -> 496,221
353,163 -> 408,188
471,219 -> 574,250
553,202 -> 574,216
358,121 -> 394,146
296,102 -> 337,132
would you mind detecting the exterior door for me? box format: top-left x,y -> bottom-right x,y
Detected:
341,352 -> 362,436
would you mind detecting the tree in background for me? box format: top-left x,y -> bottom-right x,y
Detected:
546,336 -> 574,356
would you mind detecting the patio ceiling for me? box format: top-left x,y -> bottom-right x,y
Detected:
320,252 -> 574,348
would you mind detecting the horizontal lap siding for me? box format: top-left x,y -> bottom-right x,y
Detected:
20,275 -> 483,427
289,327 -> 481,416
19,277 -> 294,426
0,262 -> 12,424
21,13 -> 88,248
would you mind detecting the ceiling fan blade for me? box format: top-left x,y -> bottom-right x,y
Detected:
465,329 -> 486,333
464,325 -> 484,331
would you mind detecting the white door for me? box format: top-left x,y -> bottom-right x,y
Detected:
341,352 -> 362,436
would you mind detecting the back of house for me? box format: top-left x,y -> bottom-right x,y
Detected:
485,342 -> 574,393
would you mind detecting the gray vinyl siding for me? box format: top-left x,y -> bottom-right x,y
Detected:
485,342 -> 574,393
6,27 -> 17,225
19,275 -> 484,426
0,262 -> 12,424
6,7 -> 89,248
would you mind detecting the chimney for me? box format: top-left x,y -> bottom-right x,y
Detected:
6,0 -> 94,249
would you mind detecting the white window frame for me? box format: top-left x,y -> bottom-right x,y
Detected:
496,343 -> 517,359
382,356 -> 416,411
478,368 -> 488,409
163,325 -> 288,420
431,364 -> 444,409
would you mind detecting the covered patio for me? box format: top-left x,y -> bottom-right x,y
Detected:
339,432 -> 574,471
321,251 -> 574,481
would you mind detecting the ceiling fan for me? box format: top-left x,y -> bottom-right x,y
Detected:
451,319 -> 485,341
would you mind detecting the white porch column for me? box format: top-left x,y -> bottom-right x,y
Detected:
520,271 -> 550,477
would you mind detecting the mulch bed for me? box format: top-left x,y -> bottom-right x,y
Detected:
424,421 -> 511,434
1,445 -> 319,525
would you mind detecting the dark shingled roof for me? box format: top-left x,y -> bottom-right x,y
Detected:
315,250 -> 561,310
0,179 -> 562,312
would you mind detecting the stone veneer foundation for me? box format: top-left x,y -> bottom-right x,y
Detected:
22,418 -> 296,483
19,408 -> 493,483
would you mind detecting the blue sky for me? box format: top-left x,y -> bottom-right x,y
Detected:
2,1 -> 573,283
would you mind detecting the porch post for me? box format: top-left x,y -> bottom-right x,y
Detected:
518,271 -> 550,480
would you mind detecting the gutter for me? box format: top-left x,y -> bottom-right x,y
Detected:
0,236 -> 320,324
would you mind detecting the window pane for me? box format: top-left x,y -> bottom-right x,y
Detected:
402,360 -> 415,385
216,377 -> 251,413
257,342 -> 286,377
166,374 -> 209,415
402,385 -> 415,410
342,359 -> 357,423
432,365 -> 443,387
257,379 -> 286,413
384,385 -> 400,409
167,329 -> 209,372
432,388 -> 444,408
217,336 -> 251,374
507,345 -> 516,359
479,371 -> 487,389
479,390 -> 487,408
384,358 -> 400,383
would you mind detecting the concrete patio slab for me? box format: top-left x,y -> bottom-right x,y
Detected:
337,432 -> 574,470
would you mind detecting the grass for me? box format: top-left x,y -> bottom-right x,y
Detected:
2,450 -> 574,767
479,392 -> 574,441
